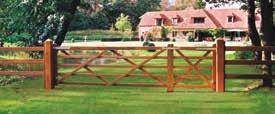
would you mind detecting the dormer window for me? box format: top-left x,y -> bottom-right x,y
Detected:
156,18 -> 163,26
228,16 -> 235,23
194,17 -> 205,24
172,18 -> 178,25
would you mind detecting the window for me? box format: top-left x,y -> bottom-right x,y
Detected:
228,16 -> 235,23
156,18 -> 162,26
172,18 -> 178,25
172,31 -> 178,37
193,17 -> 205,24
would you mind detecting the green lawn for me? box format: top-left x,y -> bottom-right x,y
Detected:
0,51 -> 275,114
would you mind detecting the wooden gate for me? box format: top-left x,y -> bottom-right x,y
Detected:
55,44 -> 216,92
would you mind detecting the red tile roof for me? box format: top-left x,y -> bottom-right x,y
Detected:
139,9 -> 261,31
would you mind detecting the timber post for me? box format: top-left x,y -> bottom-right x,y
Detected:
216,39 -> 225,92
212,44 -> 217,90
167,44 -> 174,92
44,39 -> 55,90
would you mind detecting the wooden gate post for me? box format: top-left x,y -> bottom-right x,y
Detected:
167,44 -> 174,92
44,39 -> 54,90
216,39 -> 225,92
212,44 -> 216,90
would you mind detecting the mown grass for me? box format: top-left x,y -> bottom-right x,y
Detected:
0,50 -> 275,114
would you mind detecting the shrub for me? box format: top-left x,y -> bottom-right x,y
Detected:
147,43 -> 156,52
234,51 -> 254,59
187,32 -> 194,42
161,38 -> 170,41
143,41 -> 150,46
101,38 -> 123,42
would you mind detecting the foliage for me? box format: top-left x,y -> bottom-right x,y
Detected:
186,32 -> 194,42
234,51 -> 254,60
194,0 -> 206,9
142,41 -> 150,46
115,13 -> 132,32
161,26 -> 170,38
208,28 -> 226,39
147,43 -> 156,52
0,0 -> 161,45
172,0 -> 205,10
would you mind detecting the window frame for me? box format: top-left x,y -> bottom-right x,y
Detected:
193,17 -> 205,24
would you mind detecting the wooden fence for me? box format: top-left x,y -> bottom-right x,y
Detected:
0,38 -> 274,92
55,43 -> 215,92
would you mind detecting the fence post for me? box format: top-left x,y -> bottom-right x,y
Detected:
216,38 -> 225,92
212,44 -> 216,90
44,39 -> 54,90
167,44 -> 174,92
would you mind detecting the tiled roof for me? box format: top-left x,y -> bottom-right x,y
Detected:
139,9 -> 261,30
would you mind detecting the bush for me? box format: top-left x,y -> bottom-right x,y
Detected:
143,41 -> 150,46
234,51 -> 254,59
161,38 -> 170,41
172,39 -> 176,42
147,43 -> 156,52
131,38 -> 140,41
101,38 -> 123,42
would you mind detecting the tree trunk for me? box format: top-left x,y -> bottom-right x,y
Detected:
55,0 -> 80,46
260,0 -> 274,87
247,0 -> 262,60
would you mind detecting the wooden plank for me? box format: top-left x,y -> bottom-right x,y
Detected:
59,64 -> 168,68
177,47 -> 215,51
216,39 -> 225,92
226,46 -> 275,51
225,60 -> 275,65
0,59 -> 44,64
176,75 -> 206,79
174,84 -> 212,88
0,71 -> 43,77
58,73 -> 166,79
226,74 -> 275,79
60,81 -> 165,87
56,46 -> 163,50
44,39 -> 54,90
0,47 -> 44,51
167,44 -> 174,92
60,55 -> 212,60
212,44 -> 216,90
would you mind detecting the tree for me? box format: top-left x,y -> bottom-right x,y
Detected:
115,13 -> 132,32
172,0 -> 205,10
206,0 -> 274,87
194,0 -> 206,9
160,0 -> 170,10
260,0 -> 274,87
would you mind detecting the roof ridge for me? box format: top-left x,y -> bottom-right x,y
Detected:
203,9 -> 223,28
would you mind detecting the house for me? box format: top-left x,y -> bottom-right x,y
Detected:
138,8 -> 261,41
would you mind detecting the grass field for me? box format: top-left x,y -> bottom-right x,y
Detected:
0,51 -> 275,114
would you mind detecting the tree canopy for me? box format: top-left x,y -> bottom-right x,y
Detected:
0,0 -> 161,46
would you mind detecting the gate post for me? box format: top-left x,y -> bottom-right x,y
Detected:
212,44 -> 216,90
216,39 -> 225,92
167,44 -> 174,92
44,39 -> 55,90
